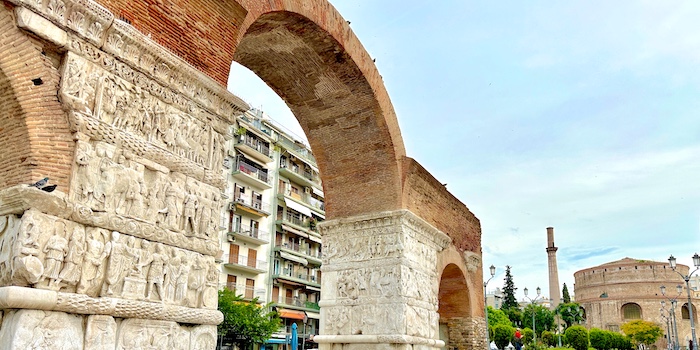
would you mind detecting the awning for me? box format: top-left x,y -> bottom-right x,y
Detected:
282,224 -> 308,238
311,187 -> 324,198
307,234 -> 322,244
311,212 -> 325,220
280,252 -> 308,266
265,338 -> 288,344
285,198 -> 312,217
278,308 -> 306,320
305,311 -> 320,319
305,286 -> 321,292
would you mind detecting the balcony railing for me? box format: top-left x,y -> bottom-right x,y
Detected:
233,160 -> 271,184
277,268 -> 320,284
237,134 -> 271,158
280,162 -> 315,182
278,189 -> 325,212
278,243 -> 322,259
230,224 -> 269,242
278,297 -> 320,310
278,137 -> 317,166
226,283 -> 266,300
225,254 -> 269,270
232,195 -> 271,214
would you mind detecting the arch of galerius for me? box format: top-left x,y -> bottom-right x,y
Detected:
0,0 -> 484,349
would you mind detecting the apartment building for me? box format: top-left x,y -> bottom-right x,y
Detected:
219,109 -> 324,349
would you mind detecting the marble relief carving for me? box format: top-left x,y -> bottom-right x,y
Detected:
0,210 -> 218,309
70,139 -> 222,242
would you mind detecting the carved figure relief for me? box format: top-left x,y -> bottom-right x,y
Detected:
103,231 -> 139,296
77,228 -> 109,296
41,221 -> 70,290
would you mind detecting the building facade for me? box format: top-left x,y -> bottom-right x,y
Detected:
575,258 -> 699,350
218,109 -> 324,349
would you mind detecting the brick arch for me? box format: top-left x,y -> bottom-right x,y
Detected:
0,3 -> 73,191
439,263 -> 471,318
233,7 -> 406,218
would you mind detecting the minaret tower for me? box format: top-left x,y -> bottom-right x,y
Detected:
546,227 -> 561,309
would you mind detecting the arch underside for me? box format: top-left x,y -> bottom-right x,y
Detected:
439,263 -> 471,318
234,11 -> 405,219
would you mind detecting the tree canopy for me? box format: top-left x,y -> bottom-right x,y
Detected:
522,304 -> 555,336
488,306 -> 513,328
621,320 -> 663,348
556,302 -> 584,329
562,283 -> 571,303
218,288 -> 282,350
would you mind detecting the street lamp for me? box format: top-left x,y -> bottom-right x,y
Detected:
484,265 -> 497,350
669,253 -> 700,350
661,309 -> 672,350
302,314 -> 308,350
661,285 -> 683,350
524,287 -> 542,345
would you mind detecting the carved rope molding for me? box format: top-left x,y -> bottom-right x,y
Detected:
0,286 -> 223,325
0,186 -> 219,256
9,0 -> 249,122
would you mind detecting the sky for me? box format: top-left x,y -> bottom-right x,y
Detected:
226,1 -> 700,302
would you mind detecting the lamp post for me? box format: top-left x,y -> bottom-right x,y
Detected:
661,309 -> 672,350
524,287 -> 542,345
302,314 -> 308,350
661,285 -> 683,350
484,265 -> 497,350
669,253 -> 700,350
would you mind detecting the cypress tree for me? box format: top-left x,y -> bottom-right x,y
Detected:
502,265 -> 519,309
562,283 -> 571,303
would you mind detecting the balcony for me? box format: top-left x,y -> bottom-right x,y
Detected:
223,254 -> 268,274
273,268 -> 321,288
277,296 -> 320,312
277,137 -> 318,166
277,189 -> 325,215
231,159 -> 272,189
226,282 -> 266,301
234,133 -> 273,164
230,195 -> 271,217
228,224 -> 269,246
275,243 -> 322,265
279,162 -> 319,189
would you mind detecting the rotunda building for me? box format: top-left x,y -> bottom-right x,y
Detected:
575,257 -> 699,350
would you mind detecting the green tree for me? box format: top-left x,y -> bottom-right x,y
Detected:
522,304 -> 555,337
562,283 -> 571,304
589,328 -> 612,350
493,324 -> 515,349
564,325 -> 589,350
621,320 -> 663,349
502,266 -> 519,309
488,306 -> 513,328
218,288 -> 282,350
503,307 -> 523,328
556,302 -> 584,329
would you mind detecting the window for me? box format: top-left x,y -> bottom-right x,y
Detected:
622,303 -> 642,320
682,303 -> 697,321
245,278 -> 255,299
227,275 -> 237,291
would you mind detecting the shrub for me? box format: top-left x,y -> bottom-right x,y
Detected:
541,330 -> 555,347
522,328 -> 534,345
565,325 -> 589,350
609,332 -> 634,350
494,324 -> 515,349
589,328 -> 611,350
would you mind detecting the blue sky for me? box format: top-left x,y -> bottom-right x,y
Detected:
227,1 -> 700,302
